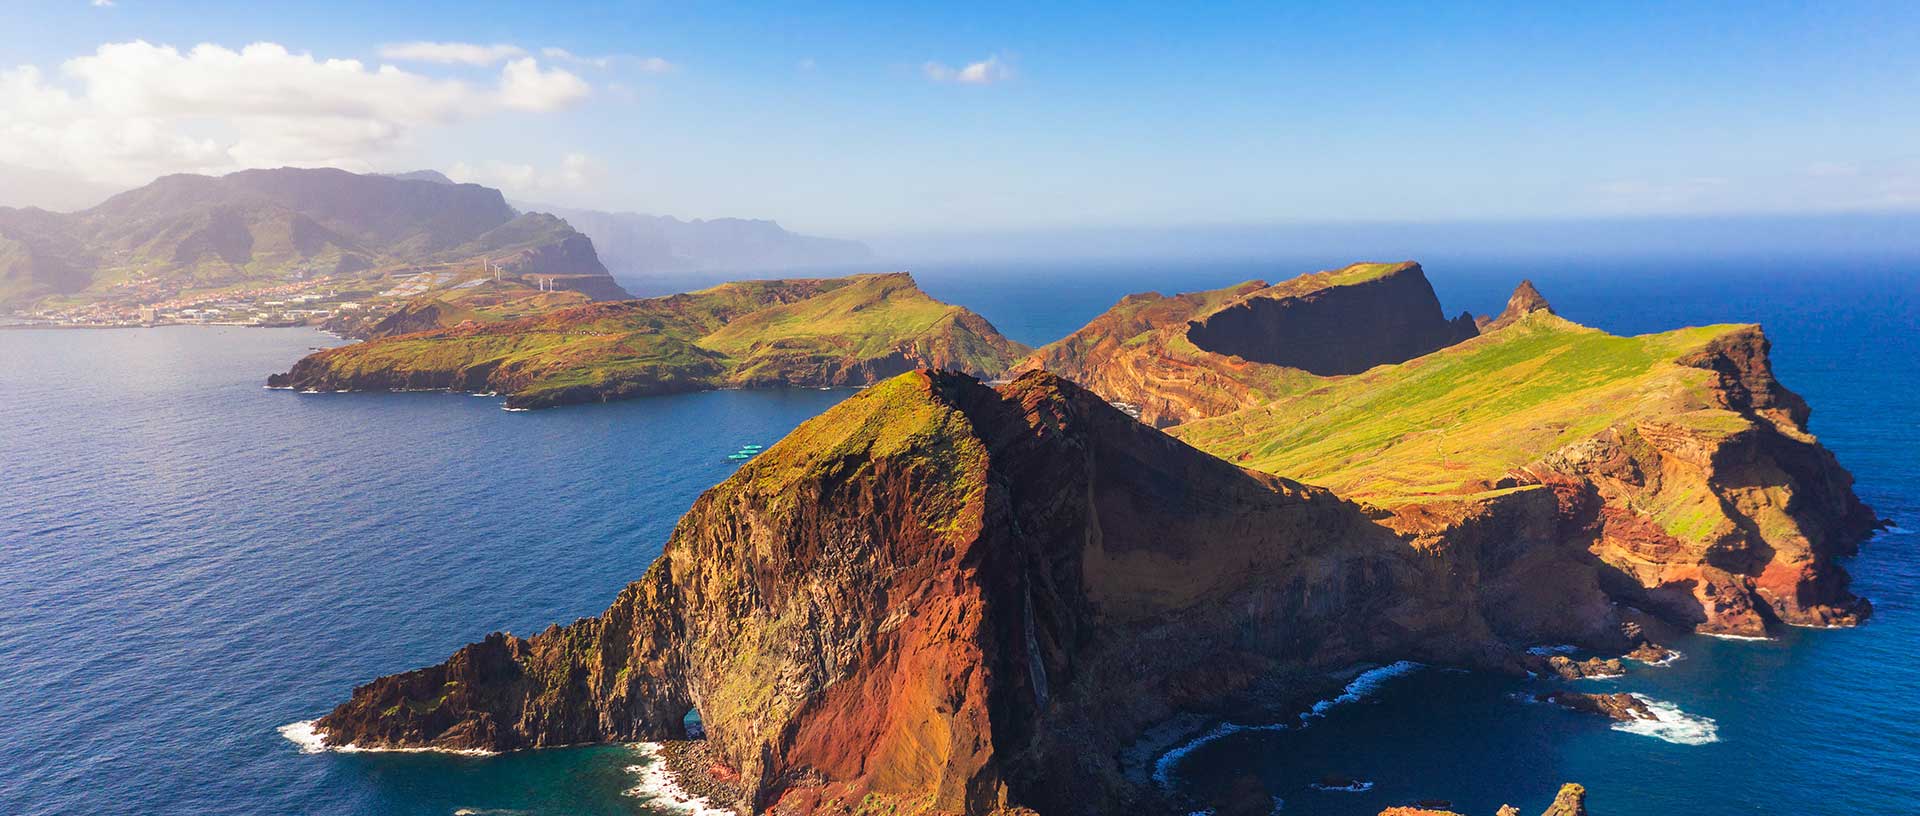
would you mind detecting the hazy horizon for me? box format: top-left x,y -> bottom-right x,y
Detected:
4,1 -> 1918,242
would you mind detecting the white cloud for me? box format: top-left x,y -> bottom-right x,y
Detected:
379,41 -> 526,66
924,54 -> 1013,85
448,151 -> 600,196
498,57 -> 591,111
0,41 -> 591,186
92,0 -> 115,7
542,48 -> 675,74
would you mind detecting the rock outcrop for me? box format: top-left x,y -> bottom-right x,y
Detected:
1017,262 -> 1478,427
1478,280 -> 1554,331
1184,261 -> 1477,375
1379,783 -> 1588,816
1530,655 -> 1625,680
313,370 -> 1640,815
1539,691 -> 1654,722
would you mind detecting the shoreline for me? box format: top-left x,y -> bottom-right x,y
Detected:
626,741 -> 742,815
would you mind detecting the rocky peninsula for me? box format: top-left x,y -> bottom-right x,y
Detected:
268,272 -> 1028,408
304,261 -> 1876,814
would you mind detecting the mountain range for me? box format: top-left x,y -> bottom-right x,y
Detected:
0,167 -> 627,307
0,167 -> 874,311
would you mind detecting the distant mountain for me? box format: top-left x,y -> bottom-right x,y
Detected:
378,170 -> 458,185
0,167 -> 628,308
532,205 -> 872,278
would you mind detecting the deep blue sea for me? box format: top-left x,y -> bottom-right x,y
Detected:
1,255 -> 1915,815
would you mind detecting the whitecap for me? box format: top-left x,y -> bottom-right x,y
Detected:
501,406 -> 530,412
1152,661 -> 1420,790
1609,695 -> 1720,745
1301,661 -> 1423,722
1151,720 -> 1291,789
278,720 -> 329,754
1700,632 -> 1774,642
1630,649 -> 1685,667
622,743 -> 737,815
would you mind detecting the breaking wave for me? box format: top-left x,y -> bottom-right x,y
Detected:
1301,661 -> 1423,722
276,720 -> 496,756
623,743 -> 736,815
1154,662 -> 1423,789
1610,695 -> 1720,745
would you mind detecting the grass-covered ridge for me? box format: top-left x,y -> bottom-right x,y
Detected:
1170,311 -> 1753,502
273,272 -> 1028,408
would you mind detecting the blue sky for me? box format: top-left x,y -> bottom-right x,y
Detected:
4,1 -> 1918,238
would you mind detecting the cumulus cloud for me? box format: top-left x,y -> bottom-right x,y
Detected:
0,40 -> 591,186
498,57 -> 591,111
379,41 -> 527,66
448,152 -> 599,196
924,54 -> 1013,85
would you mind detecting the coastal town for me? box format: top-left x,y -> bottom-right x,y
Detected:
1,274 -> 372,329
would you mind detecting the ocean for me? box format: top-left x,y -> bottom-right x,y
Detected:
0,254 -> 1914,815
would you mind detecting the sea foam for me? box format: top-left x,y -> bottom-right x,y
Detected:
277,720 -> 497,756
1301,661 -> 1423,722
622,742 -> 736,815
1152,661 -> 1423,789
1609,695 -> 1720,745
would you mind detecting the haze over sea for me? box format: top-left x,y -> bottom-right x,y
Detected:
1,254 -> 1915,816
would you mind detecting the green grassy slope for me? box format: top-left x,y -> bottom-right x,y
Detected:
274,272 -> 1029,407
1169,312 -> 1750,502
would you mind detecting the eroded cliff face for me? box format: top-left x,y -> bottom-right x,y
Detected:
1016,262 -> 1478,428
1511,326 -> 1876,634
315,370 -> 1624,815
1184,262 -> 1477,375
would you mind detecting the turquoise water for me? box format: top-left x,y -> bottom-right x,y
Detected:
0,256 -> 1914,814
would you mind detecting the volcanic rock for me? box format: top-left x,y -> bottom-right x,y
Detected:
1540,691 -> 1655,722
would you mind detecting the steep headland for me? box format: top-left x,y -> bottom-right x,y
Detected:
1170,303 -> 1877,635
308,369 -> 1725,814
1016,261 -> 1475,427
304,267 -> 1876,814
1183,261 -> 1477,375
269,273 -> 1028,408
